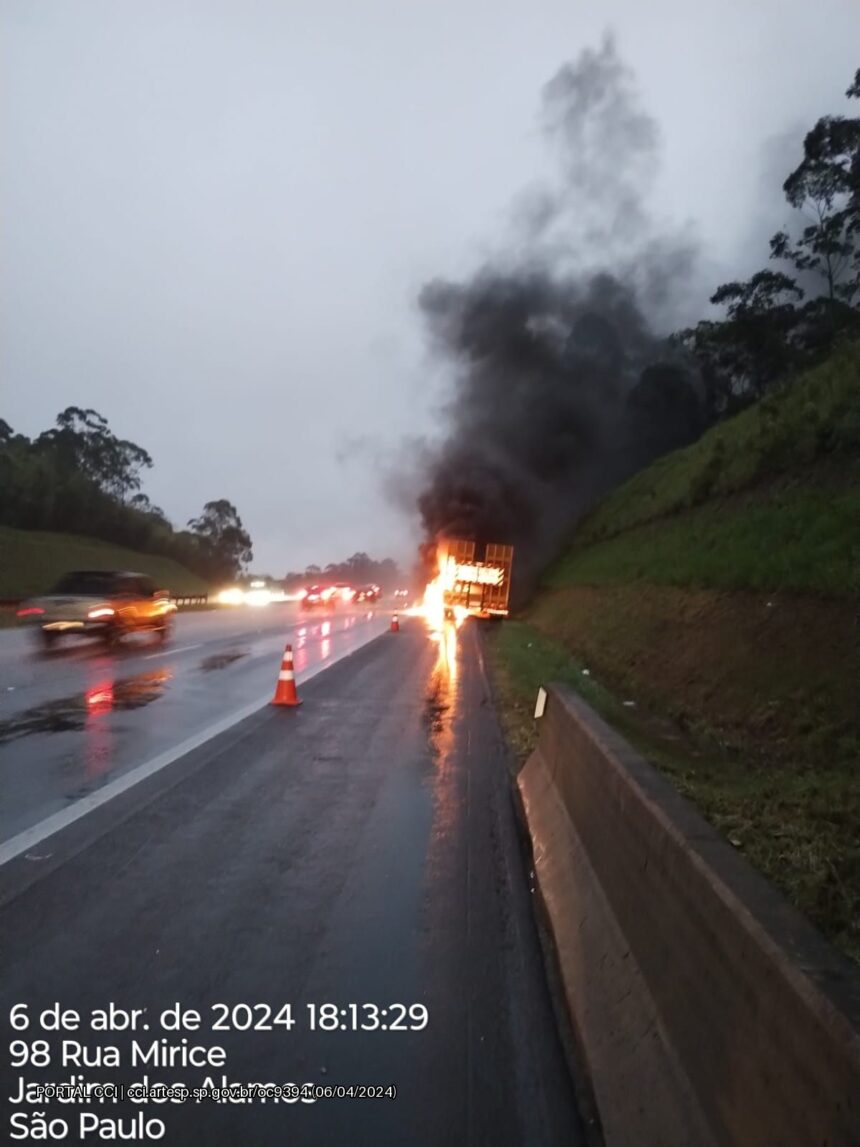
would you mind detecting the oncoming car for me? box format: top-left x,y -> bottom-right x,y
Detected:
17,570 -> 176,650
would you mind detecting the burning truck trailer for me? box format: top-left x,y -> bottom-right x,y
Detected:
433,538 -> 514,622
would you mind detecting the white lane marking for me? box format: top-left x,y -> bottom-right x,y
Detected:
0,697 -> 266,868
0,623 -> 387,868
142,644 -> 202,660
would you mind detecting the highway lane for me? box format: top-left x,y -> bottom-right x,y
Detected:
0,619 -> 585,1146
0,603 -> 392,846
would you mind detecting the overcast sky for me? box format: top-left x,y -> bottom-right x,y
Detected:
3,1 -> 858,574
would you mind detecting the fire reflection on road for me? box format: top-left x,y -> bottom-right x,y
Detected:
424,621 -> 459,747
424,621 -> 462,874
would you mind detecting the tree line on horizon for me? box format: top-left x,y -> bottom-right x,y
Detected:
0,407 -> 252,585
280,553 -> 402,591
0,408 -> 403,590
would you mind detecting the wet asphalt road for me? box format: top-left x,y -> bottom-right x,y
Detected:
0,619 -> 584,1146
0,603 -> 391,846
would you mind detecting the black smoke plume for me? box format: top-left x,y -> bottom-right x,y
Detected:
415,37 -> 702,592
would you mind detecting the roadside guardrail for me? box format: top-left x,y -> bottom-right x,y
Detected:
518,683 -> 860,1146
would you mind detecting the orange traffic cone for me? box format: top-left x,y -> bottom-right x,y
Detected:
272,643 -> 302,706
390,614 -> 400,632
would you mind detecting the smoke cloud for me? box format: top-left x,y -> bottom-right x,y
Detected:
414,36 -> 702,590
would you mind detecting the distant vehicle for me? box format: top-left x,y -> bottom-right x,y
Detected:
300,584 -> 334,610
17,570 -> 176,650
331,582 -> 356,604
353,584 -> 381,603
393,588 -> 409,599
244,581 -> 273,607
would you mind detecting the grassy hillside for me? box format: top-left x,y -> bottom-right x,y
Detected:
0,526 -> 210,599
489,346 -> 860,962
550,343 -> 860,596
546,481 -> 857,596
572,342 -> 860,544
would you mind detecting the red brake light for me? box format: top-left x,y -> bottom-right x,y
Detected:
17,607 -> 44,617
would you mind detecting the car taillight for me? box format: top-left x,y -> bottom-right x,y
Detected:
88,606 -> 116,619
16,606 -> 45,617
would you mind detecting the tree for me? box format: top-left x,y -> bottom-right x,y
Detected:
187,499 -> 253,583
770,69 -> 860,308
680,271 -> 804,411
282,570 -> 306,591
289,556 -> 402,589
35,407 -> 153,502
129,493 -> 168,522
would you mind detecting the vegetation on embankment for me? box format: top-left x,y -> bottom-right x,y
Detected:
550,344 -> 860,596
545,479 -> 857,596
488,349 -> 860,963
0,526 -> 210,600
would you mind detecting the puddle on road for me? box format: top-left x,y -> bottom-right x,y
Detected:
0,669 -> 171,745
198,649 -> 249,672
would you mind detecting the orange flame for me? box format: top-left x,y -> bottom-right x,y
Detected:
409,545 -> 468,632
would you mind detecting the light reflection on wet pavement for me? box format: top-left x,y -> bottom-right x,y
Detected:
424,622 -> 461,864
0,668 -> 172,745
0,605 -> 391,845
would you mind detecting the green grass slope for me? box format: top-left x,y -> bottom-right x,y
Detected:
489,345 -> 860,961
0,526 -> 210,599
547,483 -> 858,596
549,343 -> 860,595
572,343 -> 860,542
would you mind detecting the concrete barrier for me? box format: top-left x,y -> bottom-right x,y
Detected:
518,683 -> 860,1147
